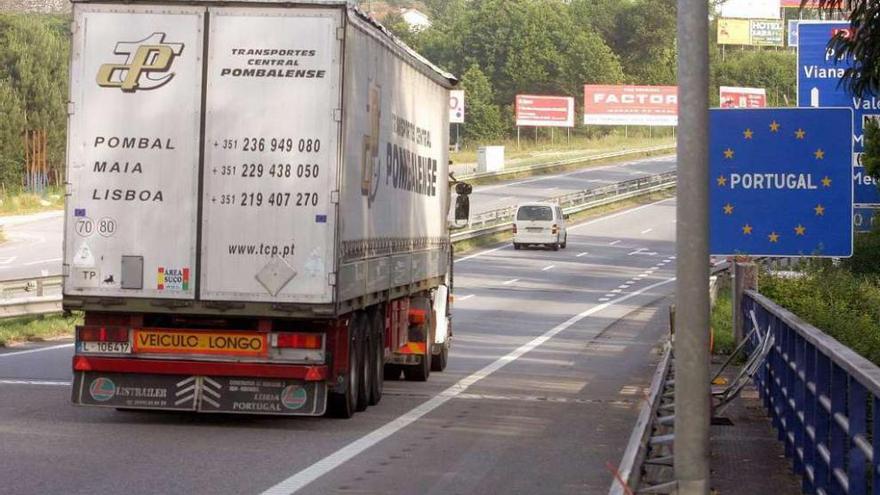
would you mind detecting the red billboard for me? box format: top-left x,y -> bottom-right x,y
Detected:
515,95 -> 575,127
583,85 -> 678,126
719,86 -> 767,108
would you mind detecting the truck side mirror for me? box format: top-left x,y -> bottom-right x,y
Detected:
455,195 -> 470,222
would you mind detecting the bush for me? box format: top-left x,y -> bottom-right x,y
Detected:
760,268 -> 880,366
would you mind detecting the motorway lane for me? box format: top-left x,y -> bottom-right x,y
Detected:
0,211 -> 63,281
466,155 -> 675,215
0,198 -> 677,495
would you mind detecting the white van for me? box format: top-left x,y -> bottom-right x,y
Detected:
512,202 -> 568,250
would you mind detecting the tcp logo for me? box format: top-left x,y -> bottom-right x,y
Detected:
96,33 -> 184,92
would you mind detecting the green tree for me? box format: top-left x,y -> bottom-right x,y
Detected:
459,64 -> 505,143
712,50 -> 797,107
0,14 -> 70,190
864,118 -> 880,183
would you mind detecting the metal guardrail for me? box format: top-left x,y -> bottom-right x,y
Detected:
610,344 -> 675,495
744,290 -> 880,495
452,171 -> 677,242
0,275 -> 63,319
456,144 -> 676,182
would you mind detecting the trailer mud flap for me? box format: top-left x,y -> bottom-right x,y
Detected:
72,372 -> 327,416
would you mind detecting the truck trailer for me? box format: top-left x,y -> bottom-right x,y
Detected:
63,0 -> 464,418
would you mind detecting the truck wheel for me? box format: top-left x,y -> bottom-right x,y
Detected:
356,314 -> 370,412
513,242 -> 521,250
561,235 -> 567,249
368,309 -> 384,406
550,242 -> 559,251
328,313 -> 365,418
431,343 -> 448,372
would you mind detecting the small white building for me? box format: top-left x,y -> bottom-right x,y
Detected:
401,8 -> 431,31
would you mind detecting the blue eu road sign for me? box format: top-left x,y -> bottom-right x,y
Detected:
710,108 -> 853,257
797,21 -> 880,205
854,206 -> 878,233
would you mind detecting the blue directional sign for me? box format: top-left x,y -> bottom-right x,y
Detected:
710,108 -> 853,257
854,206 -> 878,233
797,21 -> 880,205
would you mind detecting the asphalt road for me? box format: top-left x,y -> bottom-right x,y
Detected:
466,154 -> 675,215
0,197 -> 677,494
0,211 -> 63,281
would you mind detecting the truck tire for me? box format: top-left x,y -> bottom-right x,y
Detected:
513,242 -> 521,250
550,242 -> 559,251
355,313 -> 369,412
561,234 -> 567,249
328,313 -> 365,418
431,343 -> 448,372
368,308 -> 384,406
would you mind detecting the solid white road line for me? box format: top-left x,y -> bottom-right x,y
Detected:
641,228 -> 653,234
457,294 -> 475,301
0,343 -> 73,358
568,198 -> 674,232
577,252 -> 589,257
542,265 -> 555,271
0,379 -> 70,386
259,277 -> 676,495
609,240 -> 621,246
454,244 -> 508,264
502,278 -> 519,285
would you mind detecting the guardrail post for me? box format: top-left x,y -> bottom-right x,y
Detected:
803,340 -> 818,494
793,333 -> 806,476
849,380 -> 867,495
733,262 -> 758,345
873,396 -> 880,494
816,351 -> 832,493
831,364 -> 847,494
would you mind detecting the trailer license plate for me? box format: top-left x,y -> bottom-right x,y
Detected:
81,341 -> 131,354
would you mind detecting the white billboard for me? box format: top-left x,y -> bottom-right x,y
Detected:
719,0 -> 781,19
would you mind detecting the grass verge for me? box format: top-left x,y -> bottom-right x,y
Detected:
459,142 -> 675,187
0,312 -> 81,347
711,281 -> 735,356
451,134 -> 675,165
0,188 -> 65,216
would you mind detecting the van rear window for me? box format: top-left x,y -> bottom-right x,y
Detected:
516,206 -> 553,221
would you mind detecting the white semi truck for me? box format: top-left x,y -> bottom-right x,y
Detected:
63,0 -> 468,417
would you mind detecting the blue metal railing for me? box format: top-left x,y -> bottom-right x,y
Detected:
744,290 -> 880,495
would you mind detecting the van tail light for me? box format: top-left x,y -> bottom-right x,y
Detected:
512,224 -> 517,234
552,224 -> 558,234
77,326 -> 129,343
273,332 -> 323,350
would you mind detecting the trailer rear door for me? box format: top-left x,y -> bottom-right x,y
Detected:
199,7 -> 342,303
64,5 -> 204,299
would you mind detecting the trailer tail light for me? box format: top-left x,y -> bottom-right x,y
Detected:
512,224 -> 517,234
77,326 -> 129,342
272,332 -> 323,350
409,309 -> 427,325
551,224 -> 558,235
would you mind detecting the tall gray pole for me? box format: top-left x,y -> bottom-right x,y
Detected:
675,0 -> 710,493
